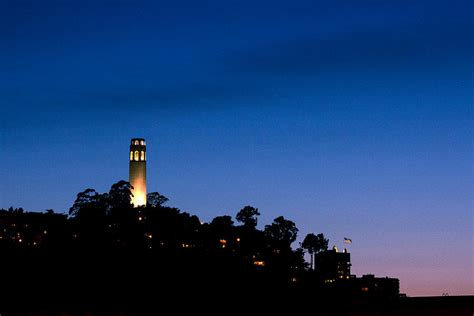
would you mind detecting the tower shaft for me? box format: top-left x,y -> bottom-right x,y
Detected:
129,138 -> 147,206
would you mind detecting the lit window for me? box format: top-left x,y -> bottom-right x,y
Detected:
140,151 -> 145,161
134,151 -> 139,161
140,140 -> 144,145
219,239 -> 227,249
144,152 -> 146,161
135,140 -> 139,145
130,151 -> 133,161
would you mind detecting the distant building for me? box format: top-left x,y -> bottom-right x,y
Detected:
314,248 -> 352,283
312,248 -> 400,299
129,138 -> 147,207
349,274 -> 400,299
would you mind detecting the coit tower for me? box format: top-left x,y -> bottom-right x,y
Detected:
129,138 -> 147,207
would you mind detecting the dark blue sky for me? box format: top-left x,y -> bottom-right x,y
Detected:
1,0 -> 472,296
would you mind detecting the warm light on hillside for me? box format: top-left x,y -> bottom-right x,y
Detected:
132,190 -> 146,207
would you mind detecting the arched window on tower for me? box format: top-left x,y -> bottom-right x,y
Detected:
130,151 -> 133,161
140,140 -> 144,145
140,151 -> 145,161
135,140 -> 139,145
134,151 -> 139,161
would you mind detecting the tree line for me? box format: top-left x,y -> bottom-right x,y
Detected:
0,180 -> 403,311
67,180 -> 330,271
1,180 -> 330,274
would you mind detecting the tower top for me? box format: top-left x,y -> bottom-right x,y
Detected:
130,138 -> 146,146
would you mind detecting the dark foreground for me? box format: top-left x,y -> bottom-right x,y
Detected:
0,252 -> 472,315
1,296 -> 472,316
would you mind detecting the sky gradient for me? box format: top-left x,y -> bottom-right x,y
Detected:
1,0 -> 472,296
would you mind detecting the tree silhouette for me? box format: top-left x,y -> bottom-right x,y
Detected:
69,188 -> 103,217
142,205 -> 200,251
107,181 -> 140,249
207,215 -> 235,250
264,216 -> 298,246
236,205 -> 260,228
210,215 -> 234,228
147,192 -> 169,208
301,233 -> 329,270
209,215 -> 234,238
108,180 -> 133,210
290,247 -> 308,271
68,188 -> 108,248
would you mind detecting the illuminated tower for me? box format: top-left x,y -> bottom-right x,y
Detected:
129,138 -> 147,207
